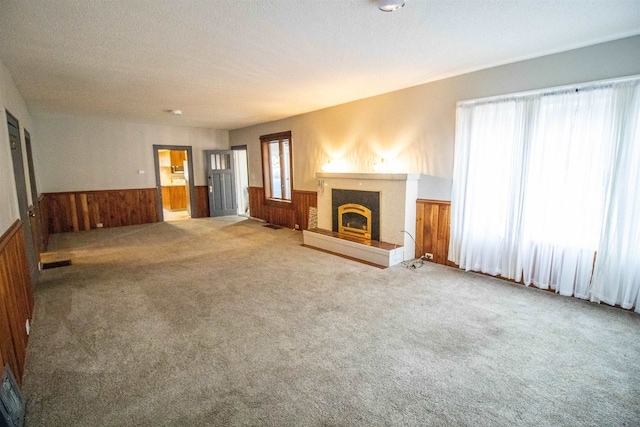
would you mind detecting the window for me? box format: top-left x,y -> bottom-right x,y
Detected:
260,131 -> 292,202
450,77 -> 640,307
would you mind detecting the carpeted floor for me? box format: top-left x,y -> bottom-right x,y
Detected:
22,217 -> 640,426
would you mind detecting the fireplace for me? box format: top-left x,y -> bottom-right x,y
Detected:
332,189 -> 380,241
303,172 -> 420,267
338,204 -> 371,238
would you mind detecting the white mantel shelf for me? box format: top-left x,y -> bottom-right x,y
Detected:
316,172 -> 420,181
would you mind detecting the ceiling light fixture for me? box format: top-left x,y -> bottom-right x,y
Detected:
170,109 -> 182,115
379,0 -> 405,12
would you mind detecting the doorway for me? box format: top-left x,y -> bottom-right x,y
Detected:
231,145 -> 250,217
153,145 -> 195,222
205,149 -> 237,217
24,129 -> 43,253
6,110 -> 38,279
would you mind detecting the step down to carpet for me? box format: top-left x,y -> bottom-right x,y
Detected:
302,228 -> 405,267
42,260 -> 72,270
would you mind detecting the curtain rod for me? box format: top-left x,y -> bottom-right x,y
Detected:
457,74 -> 640,107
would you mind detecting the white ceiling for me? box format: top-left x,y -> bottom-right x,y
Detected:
1,0 -> 639,130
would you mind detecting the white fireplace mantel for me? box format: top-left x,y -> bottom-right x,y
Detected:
304,172 -> 420,266
315,172 -> 421,181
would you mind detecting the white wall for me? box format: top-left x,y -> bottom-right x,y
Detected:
33,113 -> 229,192
0,58 -> 35,234
229,36 -> 640,194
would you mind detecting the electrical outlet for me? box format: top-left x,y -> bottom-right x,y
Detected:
294,224 -> 300,230
96,223 -> 103,228
26,319 -> 30,335
424,253 -> 434,261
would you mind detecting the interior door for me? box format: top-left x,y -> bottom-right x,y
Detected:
24,129 -> 42,254
205,150 -> 237,217
6,111 -> 38,278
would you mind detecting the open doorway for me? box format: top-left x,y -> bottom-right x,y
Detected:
6,110 -> 38,279
231,145 -> 249,217
153,145 -> 196,222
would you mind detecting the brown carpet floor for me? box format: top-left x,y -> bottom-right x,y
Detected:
22,217 -> 640,426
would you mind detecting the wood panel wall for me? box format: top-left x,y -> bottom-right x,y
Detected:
293,190 -> 318,231
248,187 -> 317,230
42,188 -> 159,234
0,220 -> 34,385
194,186 -> 210,218
38,194 -> 49,250
415,199 -> 454,266
248,187 -> 265,222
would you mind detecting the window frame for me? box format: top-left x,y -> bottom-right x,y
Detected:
260,131 -> 293,205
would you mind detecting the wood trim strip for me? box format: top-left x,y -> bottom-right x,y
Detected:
38,194 -> 50,251
80,194 -> 90,231
416,199 -> 451,205
259,131 -> 291,142
69,194 -> 79,232
42,188 -> 157,196
0,220 -> 22,254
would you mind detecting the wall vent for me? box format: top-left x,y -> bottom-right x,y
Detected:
0,364 -> 25,427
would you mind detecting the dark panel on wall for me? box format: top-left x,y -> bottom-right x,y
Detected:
292,190 -> 318,231
415,199 -> 454,266
248,187 -> 265,222
249,187 -> 317,230
38,194 -> 50,251
0,220 -> 34,384
194,186 -> 210,218
42,188 -> 159,234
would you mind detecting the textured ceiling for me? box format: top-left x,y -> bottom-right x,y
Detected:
0,0 -> 639,130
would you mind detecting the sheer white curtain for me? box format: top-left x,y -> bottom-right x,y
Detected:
450,99 -> 532,278
450,78 -> 640,307
590,82 -> 640,313
519,88 -> 618,297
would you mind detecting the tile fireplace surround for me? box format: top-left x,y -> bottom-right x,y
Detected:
303,172 -> 420,267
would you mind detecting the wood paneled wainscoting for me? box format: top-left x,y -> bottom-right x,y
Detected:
249,187 -> 317,230
42,188 -> 159,234
0,220 -> 34,384
415,199 -> 455,266
38,194 -> 50,250
194,186 -> 210,218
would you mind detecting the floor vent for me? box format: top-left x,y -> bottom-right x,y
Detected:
42,260 -> 72,270
263,224 -> 282,230
0,364 -> 25,427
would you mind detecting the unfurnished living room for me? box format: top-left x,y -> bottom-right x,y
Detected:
1,1 -> 639,426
